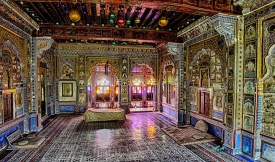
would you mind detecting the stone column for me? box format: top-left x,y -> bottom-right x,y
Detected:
32,37 -> 54,131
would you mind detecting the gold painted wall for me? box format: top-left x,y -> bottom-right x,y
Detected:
186,35 -> 231,122
0,25 -> 29,123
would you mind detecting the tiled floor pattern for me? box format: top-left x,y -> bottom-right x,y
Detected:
1,112 -> 258,162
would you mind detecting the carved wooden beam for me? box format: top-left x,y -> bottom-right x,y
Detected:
38,25 -> 178,43
13,0 -> 236,15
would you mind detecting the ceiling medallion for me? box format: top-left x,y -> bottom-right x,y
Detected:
69,9 -> 81,22
158,16 -> 169,27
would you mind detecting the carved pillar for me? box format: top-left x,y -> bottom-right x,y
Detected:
120,56 -> 130,113
32,37 -> 54,131
167,42 -> 184,125
254,81 -> 263,160
157,79 -> 163,112
210,13 -> 238,47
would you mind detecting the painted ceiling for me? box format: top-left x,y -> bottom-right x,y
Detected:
13,0 -> 241,45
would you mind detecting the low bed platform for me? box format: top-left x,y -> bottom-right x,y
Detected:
84,108 -> 126,122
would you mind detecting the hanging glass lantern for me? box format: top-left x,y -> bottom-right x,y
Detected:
158,16 -> 169,27
109,12 -> 115,19
126,18 -> 131,25
69,9 -> 81,22
117,17 -> 125,25
109,19 -> 114,24
135,17 -> 141,24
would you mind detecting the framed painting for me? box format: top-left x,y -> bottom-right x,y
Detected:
228,58 -> 234,69
62,83 -> 73,97
243,115 -> 254,133
261,142 -> 275,162
243,95 -> 255,115
200,68 -> 209,87
215,95 -> 223,108
245,42 -> 256,58
244,79 -> 255,95
58,81 -> 76,101
228,79 -> 234,91
227,104 -> 233,116
227,116 -> 233,128
244,59 -> 256,77
242,136 -> 253,156
228,93 -> 233,103
245,23 -> 256,40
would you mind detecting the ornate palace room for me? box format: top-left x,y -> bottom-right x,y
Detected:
0,0 -> 274,161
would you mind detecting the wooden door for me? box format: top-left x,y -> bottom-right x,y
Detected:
204,92 -> 210,116
3,93 -> 13,122
200,92 -> 205,114
200,92 -> 210,116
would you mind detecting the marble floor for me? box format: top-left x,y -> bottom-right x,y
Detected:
1,112 -> 258,162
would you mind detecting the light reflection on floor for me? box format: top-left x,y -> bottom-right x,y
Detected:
3,112 -> 259,162
130,107 -> 155,112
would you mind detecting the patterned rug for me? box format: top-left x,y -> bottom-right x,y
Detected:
161,126 -> 219,146
0,112 -> 257,162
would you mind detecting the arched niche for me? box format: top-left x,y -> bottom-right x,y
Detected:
0,40 -> 24,124
129,64 -> 156,110
162,59 -> 177,107
188,48 -> 225,121
87,63 -> 118,108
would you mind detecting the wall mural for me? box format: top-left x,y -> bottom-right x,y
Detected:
242,136 -> 253,156
243,96 -> 255,116
243,114 -> 254,133
245,42 -> 256,58
245,23 -> 256,41
262,18 -> 275,77
262,94 -> 275,138
58,57 -> 76,79
78,55 -> 86,112
244,59 -> 256,77
243,19 -> 257,137
187,35 -> 227,122
213,92 -> 224,120
243,78 -> 255,95
190,86 -> 198,112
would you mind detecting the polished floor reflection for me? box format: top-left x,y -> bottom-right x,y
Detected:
2,112 -> 256,162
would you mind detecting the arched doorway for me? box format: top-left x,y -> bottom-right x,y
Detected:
130,64 -> 155,112
188,48 -> 225,121
0,41 -> 24,124
87,63 -> 118,108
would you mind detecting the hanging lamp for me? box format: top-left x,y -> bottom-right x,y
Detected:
69,2 -> 81,22
158,16 -> 169,27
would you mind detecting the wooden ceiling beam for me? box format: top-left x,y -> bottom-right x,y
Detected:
28,2 -> 49,23
14,0 -> 236,15
140,8 -> 153,28
168,12 -> 187,28
37,2 -> 56,23
47,2 -> 63,24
